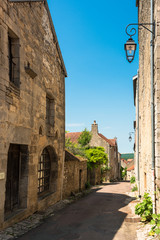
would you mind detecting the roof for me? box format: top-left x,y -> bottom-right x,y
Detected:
65,132 -> 116,147
121,153 -> 134,160
65,149 -> 86,162
9,0 -> 67,77
98,133 -> 116,147
65,132 -> 82,144
127,165 -> 134,171
127,159 -> 134,162
121,159 -> 128,164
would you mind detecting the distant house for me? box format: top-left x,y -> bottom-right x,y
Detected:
120,153 -> 134,180
66,121 -> 119,180
127,164 -> 134,181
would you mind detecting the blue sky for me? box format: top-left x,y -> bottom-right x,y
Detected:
47,0 -> 139,153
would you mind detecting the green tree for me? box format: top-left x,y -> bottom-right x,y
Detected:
85,147 -> 108,169
78,128 -> 92,147
65,137 -> 86,158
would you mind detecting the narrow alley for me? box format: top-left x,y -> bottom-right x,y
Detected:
16,182 -> 137,240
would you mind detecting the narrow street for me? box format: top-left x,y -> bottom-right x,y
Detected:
17,182 -> 137,240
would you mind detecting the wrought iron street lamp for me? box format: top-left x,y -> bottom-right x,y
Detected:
124,23 -> 154,63
124,37 -> 137,63
129,132 -> 134,142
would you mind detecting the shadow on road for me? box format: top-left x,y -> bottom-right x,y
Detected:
17,183 -> 134,240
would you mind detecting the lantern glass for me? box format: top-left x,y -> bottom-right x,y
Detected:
124,38 -> 137,63
129,135 -> 132,142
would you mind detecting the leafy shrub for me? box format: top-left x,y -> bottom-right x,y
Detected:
131,185 -> 138,192
78,128 -> 92,147
149,214 -> 160,236
101,165 -> 111,174
85,147 -> 108,169
120,166 -> 127,180
135,193 -> 153,222
65,137 -> 86,158
130,176 -> 136,184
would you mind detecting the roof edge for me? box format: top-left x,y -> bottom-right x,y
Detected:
9,0 -> 67,77
44,1 -> 67,77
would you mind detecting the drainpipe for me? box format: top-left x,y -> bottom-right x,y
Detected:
150,0 -> 156,214
136,71 -> 140,197
60,149 -> 65,201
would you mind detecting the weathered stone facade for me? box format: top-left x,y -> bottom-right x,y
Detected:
89,121 -> 119,180
135,0 -> 160,210
63,150 -> 87,199
0,0 -> 66,229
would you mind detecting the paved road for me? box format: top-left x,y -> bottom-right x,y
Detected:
17,182 -> 137,240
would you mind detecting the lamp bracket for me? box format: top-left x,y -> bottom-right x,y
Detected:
126,23 -> 155,38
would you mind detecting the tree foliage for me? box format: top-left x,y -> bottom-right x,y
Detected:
85,147 -> 108,169
65,130 -> 108,170
78,128 -> 92,147
65,137 -> 86,157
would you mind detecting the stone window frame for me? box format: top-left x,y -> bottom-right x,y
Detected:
38,148 -> 51,195
8,28 -> 20,89
38,146 -> 58,199
46,96 -> 55,127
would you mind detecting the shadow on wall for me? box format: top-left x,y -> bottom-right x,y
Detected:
17,184 -> 134,240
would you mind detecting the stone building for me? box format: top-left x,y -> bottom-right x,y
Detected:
63,150 -> 87,199
134,0 -> 160,211
66,121 -> 119,181
0,0 -> 67,229
90,121 -> 119,180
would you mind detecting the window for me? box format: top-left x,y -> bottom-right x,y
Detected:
46,96 -> 55,126
38,148 -> 51,194
8,30 -> 20,88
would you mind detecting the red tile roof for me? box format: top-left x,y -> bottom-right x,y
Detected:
127,159 -> 134,162
98,133 -> 116,147
127,165 -> 134,171
65,132 -> 81,144
65,132 -> 116,147
121,159 -> 128,164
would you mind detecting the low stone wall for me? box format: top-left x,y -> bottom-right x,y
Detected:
63,150 -> 87,199
87,166 -> 101,186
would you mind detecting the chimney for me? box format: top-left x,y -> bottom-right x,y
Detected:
91,120 -> 98,134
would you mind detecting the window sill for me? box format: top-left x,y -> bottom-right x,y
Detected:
38,191 -> 55,201
4,208 -> 26,221
9,82 -> 20,97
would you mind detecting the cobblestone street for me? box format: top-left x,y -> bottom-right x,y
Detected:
0,182 -> 140,240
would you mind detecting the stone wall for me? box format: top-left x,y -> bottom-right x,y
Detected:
0,0 -> 66,229
87,166 -> 101,186
136,0 -> 160,210
63,150 -> 87,199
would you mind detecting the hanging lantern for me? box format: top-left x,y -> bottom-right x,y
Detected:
124,37 -> 137,63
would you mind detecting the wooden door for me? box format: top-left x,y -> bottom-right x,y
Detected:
5,144 -> 20,214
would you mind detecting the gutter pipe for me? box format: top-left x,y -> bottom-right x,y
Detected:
151,0 -> 156,214
136,72 -> 140,197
